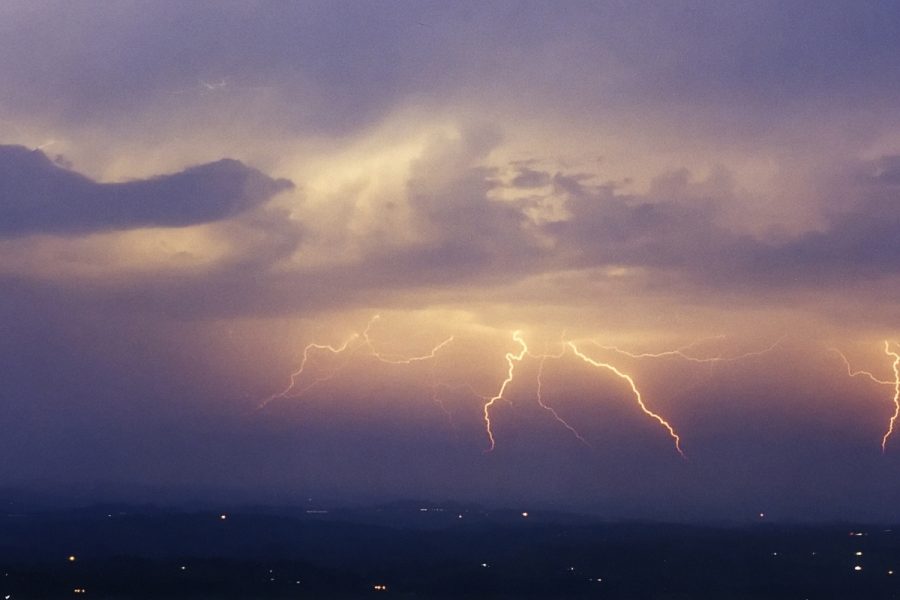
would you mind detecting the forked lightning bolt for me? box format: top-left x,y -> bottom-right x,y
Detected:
260,315 -> 453,410
261,322 -> 896,461
831,342 -> 900,452
482,331 -> 528,452
830,347 -> 895,386
259,335 -> 358,408
568,342 -> 686,459
880,341 -> 900,453
596,336 -> 783,364
536,355 -> 591,448
479,333 -> 679,455
362,315 -> 455,364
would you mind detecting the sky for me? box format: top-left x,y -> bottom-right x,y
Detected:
1,1 -> 899,521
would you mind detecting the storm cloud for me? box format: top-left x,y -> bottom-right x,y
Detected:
0,145 -> 292,236
1,2 -> 899,521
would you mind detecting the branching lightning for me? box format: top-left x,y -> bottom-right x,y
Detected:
880,342 -> 900,453
568,342 -> 686,459
260,320 -> 895,461
830,342 -> 900,453
362,315 -> 455,364
536,355 -> 591,449
479,333 -> 679,455
595,336 -> 783,364
482,331 -> 529,452
830,348 -> 894,386
260,315 -> 453,410
259,335 -> 359,409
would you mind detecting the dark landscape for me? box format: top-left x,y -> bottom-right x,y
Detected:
3,498 -> 899,599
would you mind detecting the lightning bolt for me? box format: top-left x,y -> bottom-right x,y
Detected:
568,342 -> 686,459
258,334 -> 359,409
536,355 -> 592,449
482,331 -> 529,452
595,336 -> 783,364
830,343 -> 900,453
362,315 -> 455,365
260,315 -> 453,410
830,347 -> 894,386
880,341 -> 900,453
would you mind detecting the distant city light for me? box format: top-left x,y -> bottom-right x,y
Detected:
856,551 -> 864,556
481,563 -> 489,568
73,589 -> 86,594
373,584 -> 388,591
68,555 -> 76,562
854,566 -> 863,571
219,514 -> 227,520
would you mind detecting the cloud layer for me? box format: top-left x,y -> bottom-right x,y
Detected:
0,145 -> 292,236
0,2 -> 899,520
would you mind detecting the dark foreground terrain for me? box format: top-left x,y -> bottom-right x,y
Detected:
2,500 -> 900,599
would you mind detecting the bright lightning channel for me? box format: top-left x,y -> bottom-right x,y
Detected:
568,342 -> 686,459
830,342 -> 900,453
880,341 -> 900,453
482,331 -> 528,452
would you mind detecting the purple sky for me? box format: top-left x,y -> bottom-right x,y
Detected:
1,1 -> 899,521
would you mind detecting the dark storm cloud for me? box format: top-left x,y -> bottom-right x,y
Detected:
4,1 -> 900,139
0,145 -> 292,236
511,166 -> 551,189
